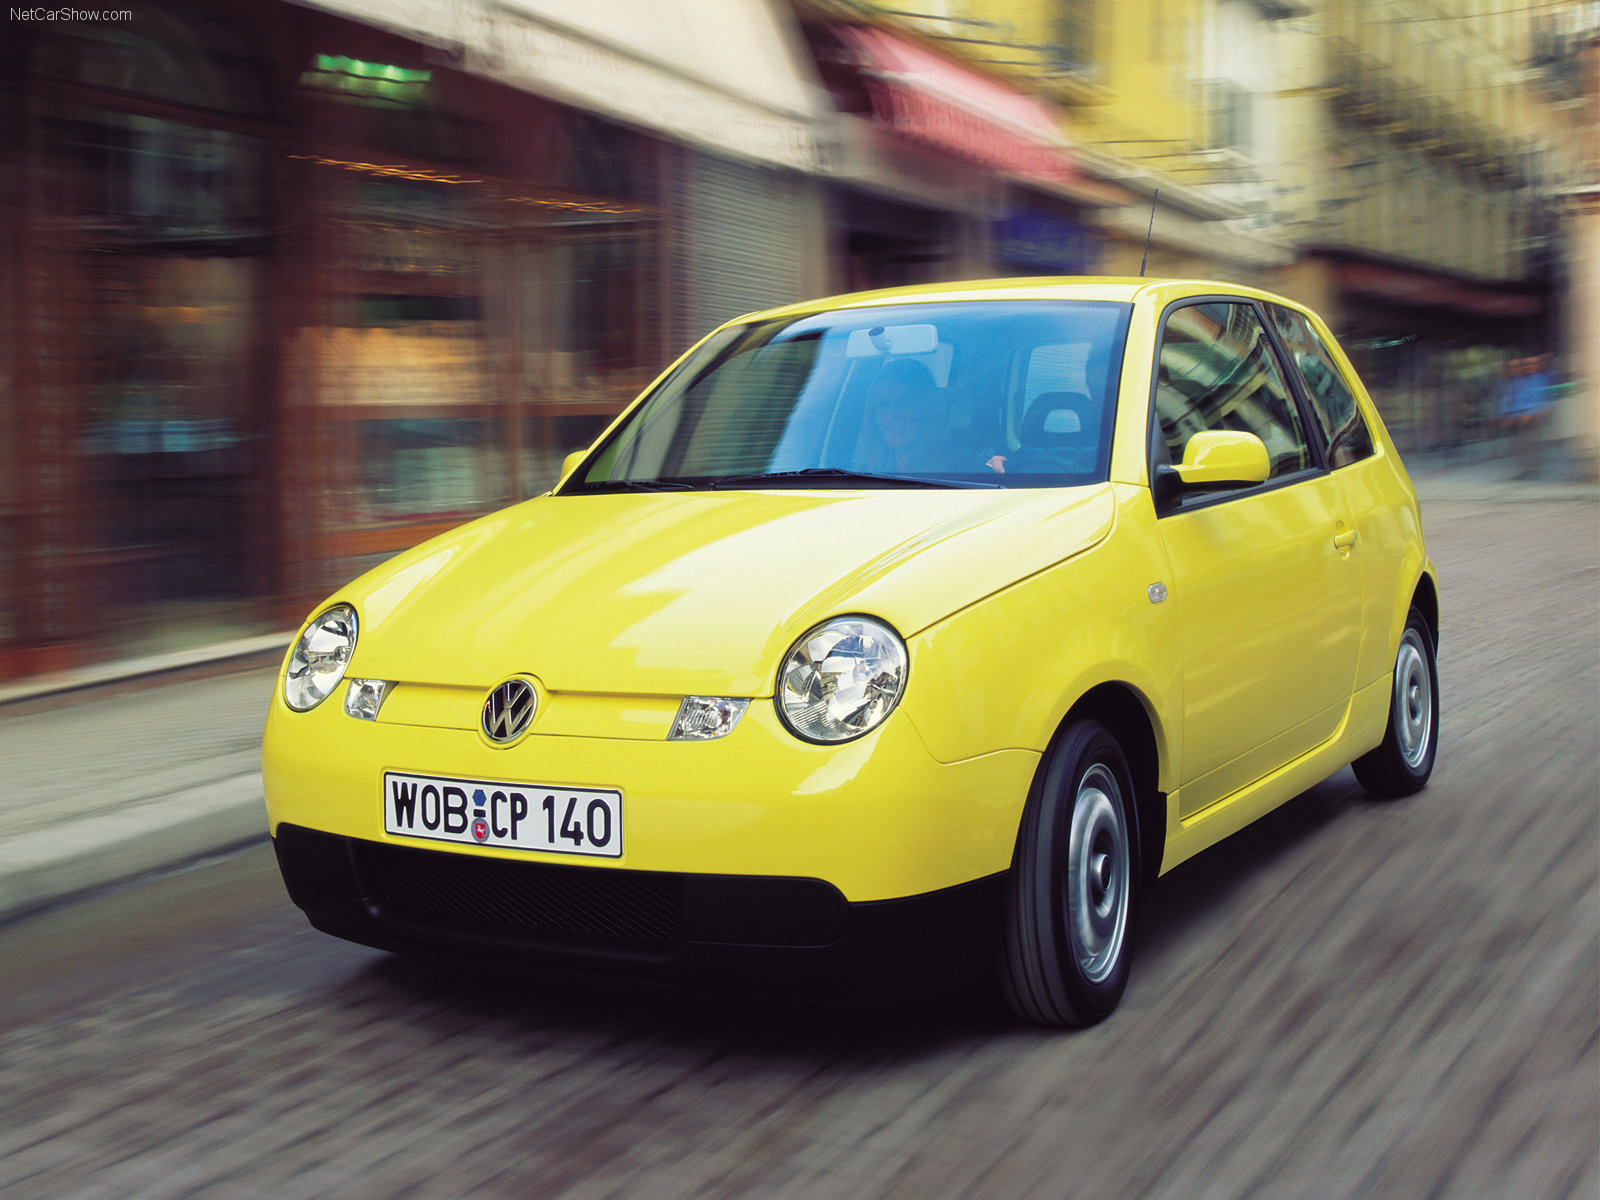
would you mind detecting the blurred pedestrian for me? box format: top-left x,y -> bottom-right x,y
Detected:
1499,354 -> 1554,479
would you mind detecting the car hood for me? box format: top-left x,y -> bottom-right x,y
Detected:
343,486 -> 1115,696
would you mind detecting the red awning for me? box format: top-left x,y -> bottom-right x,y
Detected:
832,25 -> 1075,184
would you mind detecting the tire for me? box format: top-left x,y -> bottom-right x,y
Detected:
1000,719 -> 1137,1027
1353,607 -> 1439,798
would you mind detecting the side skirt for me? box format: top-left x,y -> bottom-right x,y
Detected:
1157,675 -> 1391,875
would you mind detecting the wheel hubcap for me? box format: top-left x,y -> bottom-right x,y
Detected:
1394,629 -> 1433,770
1065,763 -> 1129,985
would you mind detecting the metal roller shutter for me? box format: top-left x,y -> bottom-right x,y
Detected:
678,153 -> 812,348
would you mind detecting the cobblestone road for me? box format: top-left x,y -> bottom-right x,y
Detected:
1,497 -> 1595,1200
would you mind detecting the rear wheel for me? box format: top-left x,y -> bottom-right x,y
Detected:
1000,719 -> 1136,1027
1353,607 -> 1438,797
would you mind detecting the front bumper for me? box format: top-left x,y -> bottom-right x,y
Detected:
263,691 -> 1038,902
274,824 -> 1005,1001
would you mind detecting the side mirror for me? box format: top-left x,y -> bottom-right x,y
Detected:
559,450 -> 587,482
1175,430 -> 1270,487
1153,431 -> 1270,509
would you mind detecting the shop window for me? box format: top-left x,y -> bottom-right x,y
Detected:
0,95 -> 20,650
303,169 -> 500,536
844,192 -> 949,292
295,97 -> 660,556
567,114 -> 654,204
37,101 -> 271,641
994,205 -> 1100,275
31,2 -> 271,118
298,52 -> 498,170
45,106 -> 268,239
510,124 -> 660,496
357,418 -> 505,522
567,236 -> 643,374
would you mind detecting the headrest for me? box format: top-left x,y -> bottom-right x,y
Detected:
1022,391 -> 1093,445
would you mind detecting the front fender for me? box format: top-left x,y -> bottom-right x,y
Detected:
899,487 -> 1181,791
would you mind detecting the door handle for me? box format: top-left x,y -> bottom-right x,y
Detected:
1333,526 -> 1358,552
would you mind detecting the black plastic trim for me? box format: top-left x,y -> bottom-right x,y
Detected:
272,824 -> 1003,1002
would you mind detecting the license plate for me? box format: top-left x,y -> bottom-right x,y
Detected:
383,771 -> 622,858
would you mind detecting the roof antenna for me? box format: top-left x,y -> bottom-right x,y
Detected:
1139,189 -> 1159,278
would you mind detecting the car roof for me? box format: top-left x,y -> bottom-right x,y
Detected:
738,277 -> 1305,325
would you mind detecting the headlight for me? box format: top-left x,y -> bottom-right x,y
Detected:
777,616 -> 908,743
284,604 -> 359,711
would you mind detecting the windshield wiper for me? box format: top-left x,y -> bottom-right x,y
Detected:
709,468 -> 998,490
570,479 -> 695,493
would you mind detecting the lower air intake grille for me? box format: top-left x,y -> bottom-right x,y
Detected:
358,842 -> 683,943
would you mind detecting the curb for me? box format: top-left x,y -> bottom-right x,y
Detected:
1412,475 -> 1599,504
0,634 -> 291,710
0,774 -> 269,924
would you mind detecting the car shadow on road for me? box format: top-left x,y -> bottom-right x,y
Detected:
1133,770 -> 1365,970
362,944 -> 997,1057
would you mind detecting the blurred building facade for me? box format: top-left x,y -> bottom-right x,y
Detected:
898,0 -> 1589,452
1281,0 -> 1583,455
1,0 -> 835,676
0,0 -> 1593,679
1556,16 -> 1600,480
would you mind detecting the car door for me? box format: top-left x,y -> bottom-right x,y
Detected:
1151,299 -> 1364,819
1264,302 -> 1398,690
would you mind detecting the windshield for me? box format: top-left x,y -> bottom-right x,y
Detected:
564,300 -> 1133,491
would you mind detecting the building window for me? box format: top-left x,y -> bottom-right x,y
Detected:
1204,79 -> 1254,154
1051,0 -> 1096,72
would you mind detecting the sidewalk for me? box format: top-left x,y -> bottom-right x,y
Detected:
0,639 -> 288,922
1405,449 -> 1600,504
1,459 -> 1594,924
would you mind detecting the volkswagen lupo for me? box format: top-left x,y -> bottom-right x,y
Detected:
265,279 -> 1439,1026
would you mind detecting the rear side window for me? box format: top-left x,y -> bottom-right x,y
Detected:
1266,305 -> 1375,467
1154,301 -> 1313,480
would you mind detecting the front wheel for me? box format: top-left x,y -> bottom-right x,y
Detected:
1000,720 -> 1137,1027
1353,607 -> 1439,797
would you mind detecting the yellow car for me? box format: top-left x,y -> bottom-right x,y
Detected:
264,278 -> 1439,1026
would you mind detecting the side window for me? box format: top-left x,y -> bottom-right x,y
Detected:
1266,305 -> 1375,467
1154,302 -> 1313,481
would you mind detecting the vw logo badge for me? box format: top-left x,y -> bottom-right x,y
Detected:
482,678 -> 537,743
